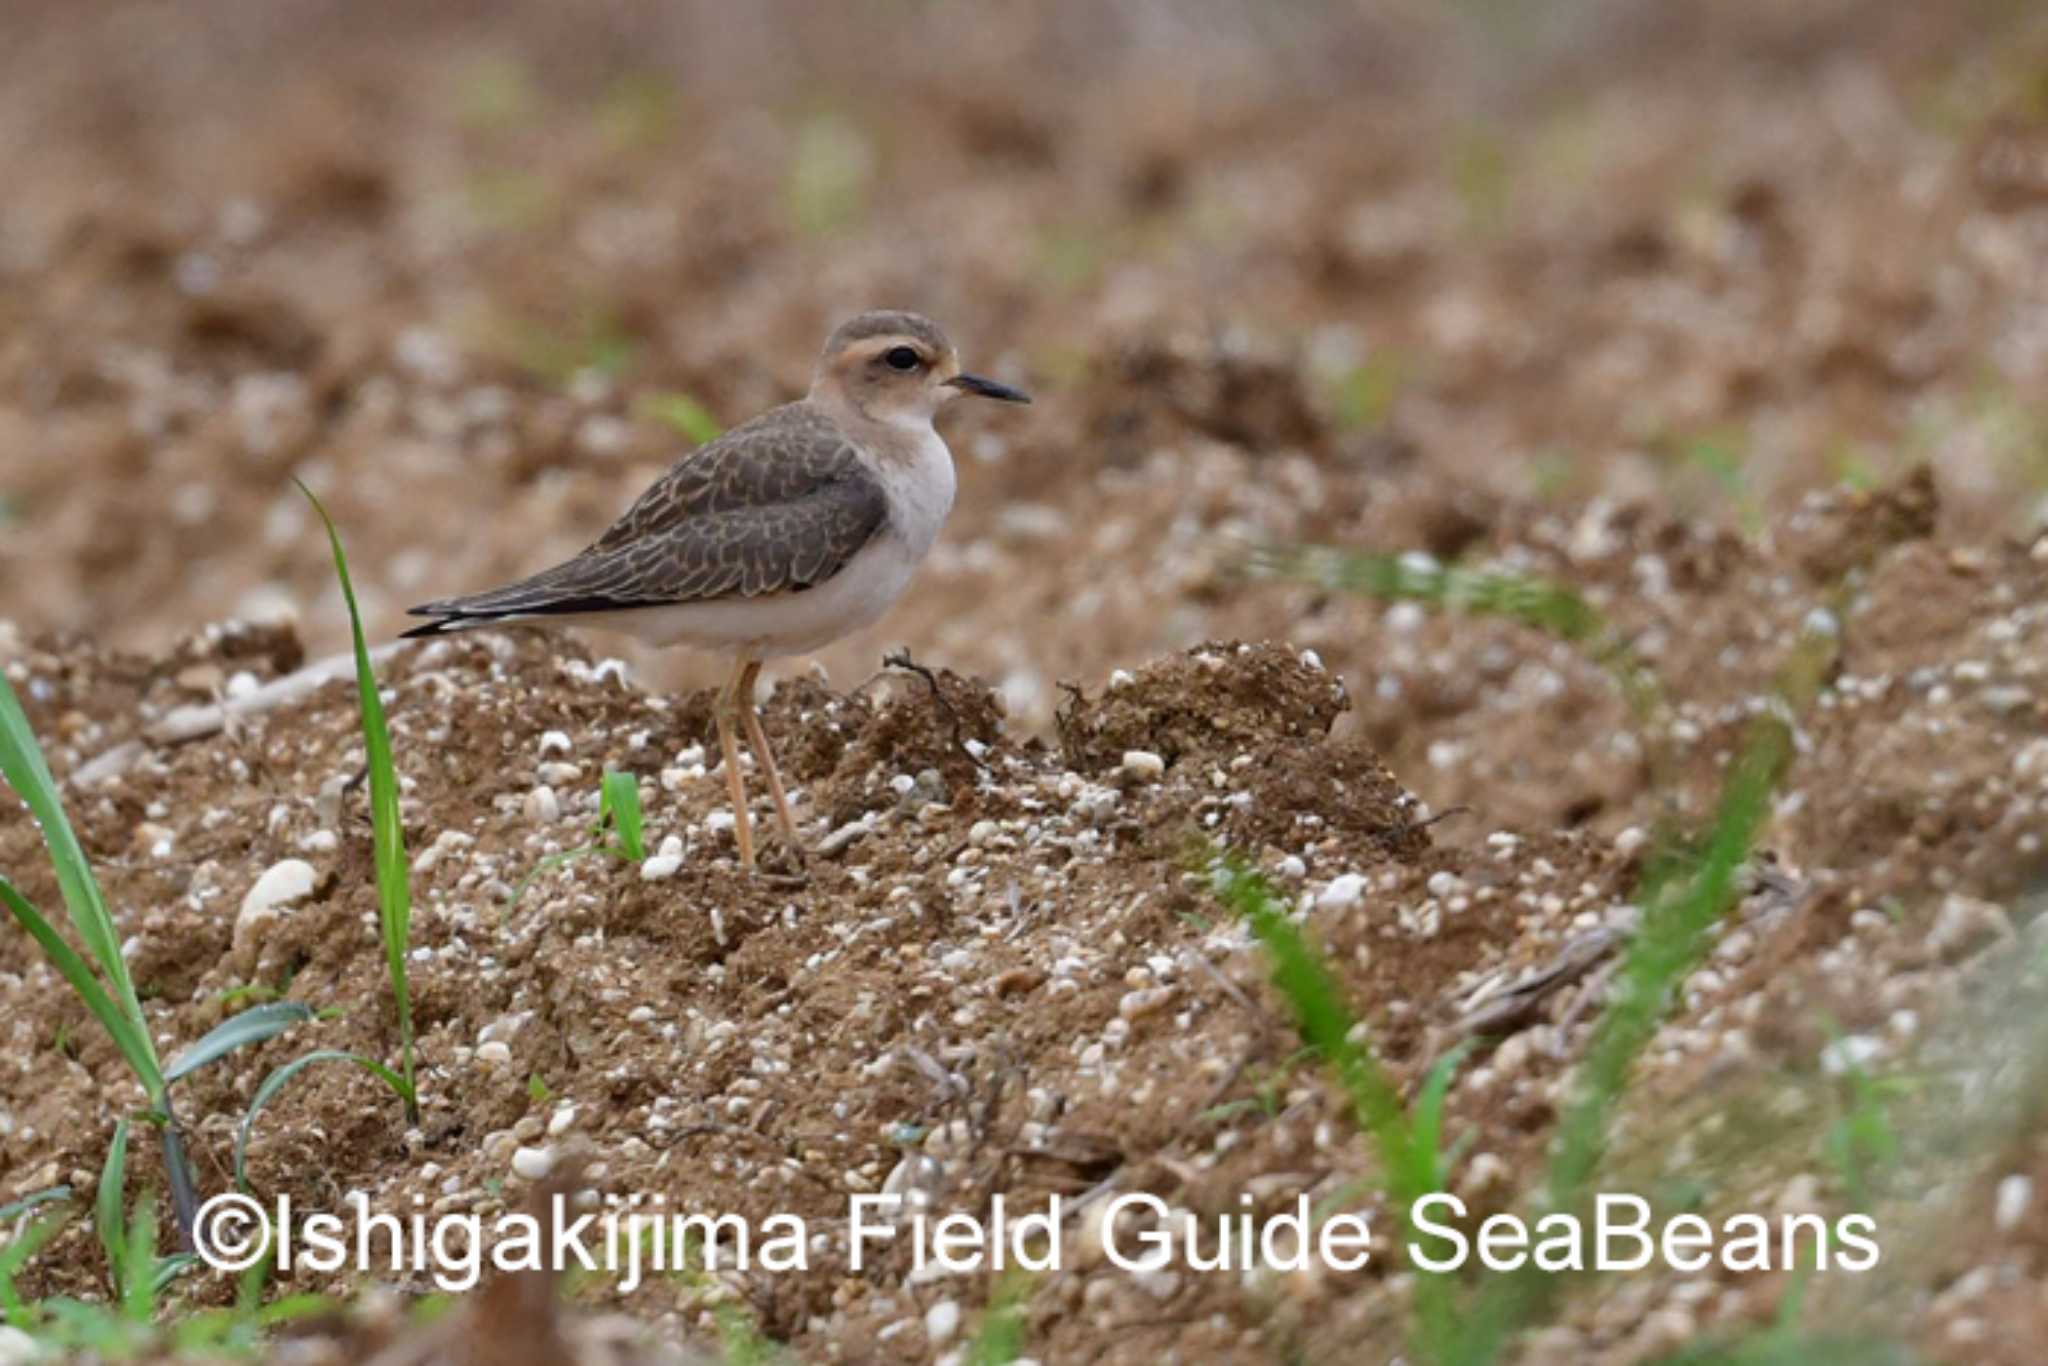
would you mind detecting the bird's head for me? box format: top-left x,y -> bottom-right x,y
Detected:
811,310 -> 1030,428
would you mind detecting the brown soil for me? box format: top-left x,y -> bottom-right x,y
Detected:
5,2 -> 2048,1363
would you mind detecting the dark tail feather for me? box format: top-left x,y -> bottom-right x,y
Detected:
399,617 -> 456,640
399,612 -> 505,640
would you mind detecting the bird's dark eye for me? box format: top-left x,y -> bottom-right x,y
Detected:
884,345 -> 922,372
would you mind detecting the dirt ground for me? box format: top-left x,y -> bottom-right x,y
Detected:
5,1 -> 2048,1362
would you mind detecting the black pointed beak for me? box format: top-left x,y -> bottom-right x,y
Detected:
944,373 -> 1031,404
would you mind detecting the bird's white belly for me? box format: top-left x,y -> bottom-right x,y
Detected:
578,531 -> 925,658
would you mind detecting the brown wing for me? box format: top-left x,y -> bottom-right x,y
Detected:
403,403 -> 887,633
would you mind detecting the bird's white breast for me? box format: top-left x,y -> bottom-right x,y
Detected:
871,420 -> 958,560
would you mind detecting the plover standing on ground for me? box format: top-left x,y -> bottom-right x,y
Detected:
404,310 -> 1029,868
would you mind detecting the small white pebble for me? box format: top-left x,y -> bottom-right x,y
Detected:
511,1146 -> 555,1180
476,1041 -> 512,1066
1121,750 -> 1166,781
1317,873 -> 1367,910
1819,1035 -> 1883,1077
641,853 -> 684,882
925,1299 -> 961,1346
538,731 -> 572,756
1995,1174 -> 2032,1233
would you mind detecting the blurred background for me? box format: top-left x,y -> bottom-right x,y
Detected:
0,0 -> 2044,823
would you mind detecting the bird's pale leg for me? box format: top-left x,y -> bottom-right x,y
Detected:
715,659 -> 755,868
736,660 -> 803,856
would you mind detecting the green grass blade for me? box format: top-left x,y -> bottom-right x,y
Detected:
1247,545 -> 1603,642
1246,544 -> 1661,717
1212,857 -> 1461,1356
0,1186 -> 72,1224
297,479 -> 418,1121
1412,1039 -> 1476,1188
121,1192 -> 163,1322
0,675 -> 162,1093
965,1270 -> 1033,1364
1546,724 -> 1785,1206
636,391 -> 723,444
601,769 -> 646,860
0,878 -> 162,1096
235,1049 -> 410,1190
509,845 -> 600,907
256,1292 -> 342,1325
0,1207 -> 73,1327
164,1001 -> 317,1085
95,1119 -> 130,1300
1213,862 -> 1418,1188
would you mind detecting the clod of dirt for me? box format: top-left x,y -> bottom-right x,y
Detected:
1085,332 -> 1328,462
762,655 -> 1012,827
1782,463 -> 1939,584
1057,640 -> 1349,774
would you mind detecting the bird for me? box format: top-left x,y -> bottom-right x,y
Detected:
402,310 -> 1029,870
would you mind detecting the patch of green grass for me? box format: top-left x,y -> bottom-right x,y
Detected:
497,309 -> 639,386
2,646 -> 318,1251
1248,543 -> 1660,718
1451,123 -> 1513,237
1205,572 -> 1850,1362
1820,1048 -> 1903,1211
1658,423 -> 1762,534
457,54 -> 539,130
1328,352 -> 1407,432
510,769 -> 649,906
637,392 -> 724,446
786,112 -> 872,236
596,72 -> 679,150
1440,611 -> 1840,1364
963,1269 -> 1033,1364
1211,856 -> 1471,1358
236,483 -> 422,1188
1196,1046 -> 1326,1128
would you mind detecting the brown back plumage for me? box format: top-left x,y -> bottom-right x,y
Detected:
402,402 -> 888,635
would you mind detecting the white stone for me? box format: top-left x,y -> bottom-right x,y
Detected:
1819,1035 -> 1883,1077
641,853 -> 684,882
1995,1174 -> 2032,1233
475,1041 -> 513,1066
1121,750 -> 1166,781
511,1145 -> 555,1180
235,859 -> 317,953
1317,873 -> 1367,910
524,786 -> 560,824
0,1326 -> 41,1366
925,1299 -> 961,1346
